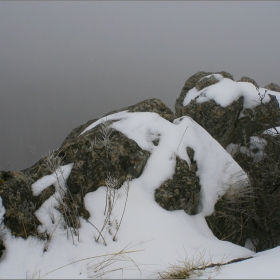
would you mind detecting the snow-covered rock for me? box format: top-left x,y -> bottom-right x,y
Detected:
1,71 -> 280,278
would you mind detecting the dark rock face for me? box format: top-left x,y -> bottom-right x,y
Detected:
182,97 -> 244,148
154,148 -> 200,215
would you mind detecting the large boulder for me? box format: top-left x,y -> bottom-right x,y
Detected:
2,73 -> 279,256
176,71 -> 280,148
181,97 -> 244,148
176,71 -> 280,252
0,98 -> 183,242
61,98 -> 175,148
59,124 -> 150,219
175,71 -> 233,117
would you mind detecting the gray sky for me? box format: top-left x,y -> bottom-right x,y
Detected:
1,1 -> 280,171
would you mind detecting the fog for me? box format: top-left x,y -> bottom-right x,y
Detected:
1,1 -> 280,171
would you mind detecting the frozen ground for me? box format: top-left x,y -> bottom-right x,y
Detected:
1,78 -> 280,279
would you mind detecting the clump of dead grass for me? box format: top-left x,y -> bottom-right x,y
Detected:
155,249 -> 253,279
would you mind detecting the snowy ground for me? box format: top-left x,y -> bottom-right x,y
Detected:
1,77 -> 280,279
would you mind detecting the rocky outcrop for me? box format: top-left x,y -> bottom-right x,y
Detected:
0,126 -> 150,239
181,97 -> 244,148
155,147 -> 200,215
1,72 -> 280,255
175,71 -> 233,117
175,71 -> 280,252
176,71 -> 280,148
0,98 -> 182,242
103,98 -> 176,123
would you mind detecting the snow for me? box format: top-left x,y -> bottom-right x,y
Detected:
79,110 -> 129,136
183,76 -> 280,118
263,126 -> 280,135
32,163 -> 74,196
0,110 -> 280,279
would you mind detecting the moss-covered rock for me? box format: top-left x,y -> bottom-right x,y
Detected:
176,72 -> 280,149
60,127 -> 150,218
0,171 -> 55,239
0,98 -> 174,241
264,83 -> 280,93
175,71 -> 233,117
182,97 -> 243,148
104,98 -> 175,123
154,147 -> 200,215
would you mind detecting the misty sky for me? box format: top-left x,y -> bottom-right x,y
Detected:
1,1 -> 280,171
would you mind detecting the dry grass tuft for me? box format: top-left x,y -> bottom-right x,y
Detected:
27,243 -> 145,279
155,249 -> 253,279
155,250 -> 212,279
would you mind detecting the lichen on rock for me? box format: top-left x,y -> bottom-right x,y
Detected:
154,147 -> 200,215
195,74 -> 220,91
175,71 -> 233,117
238,76 -> 259,88
264,83 -> 280,93
182,97 -> 244,148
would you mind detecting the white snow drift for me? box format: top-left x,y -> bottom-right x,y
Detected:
1,85 -> 280,278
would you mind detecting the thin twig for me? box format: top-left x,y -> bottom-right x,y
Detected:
86,220 -> 107,246
177,126 -> 189,150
